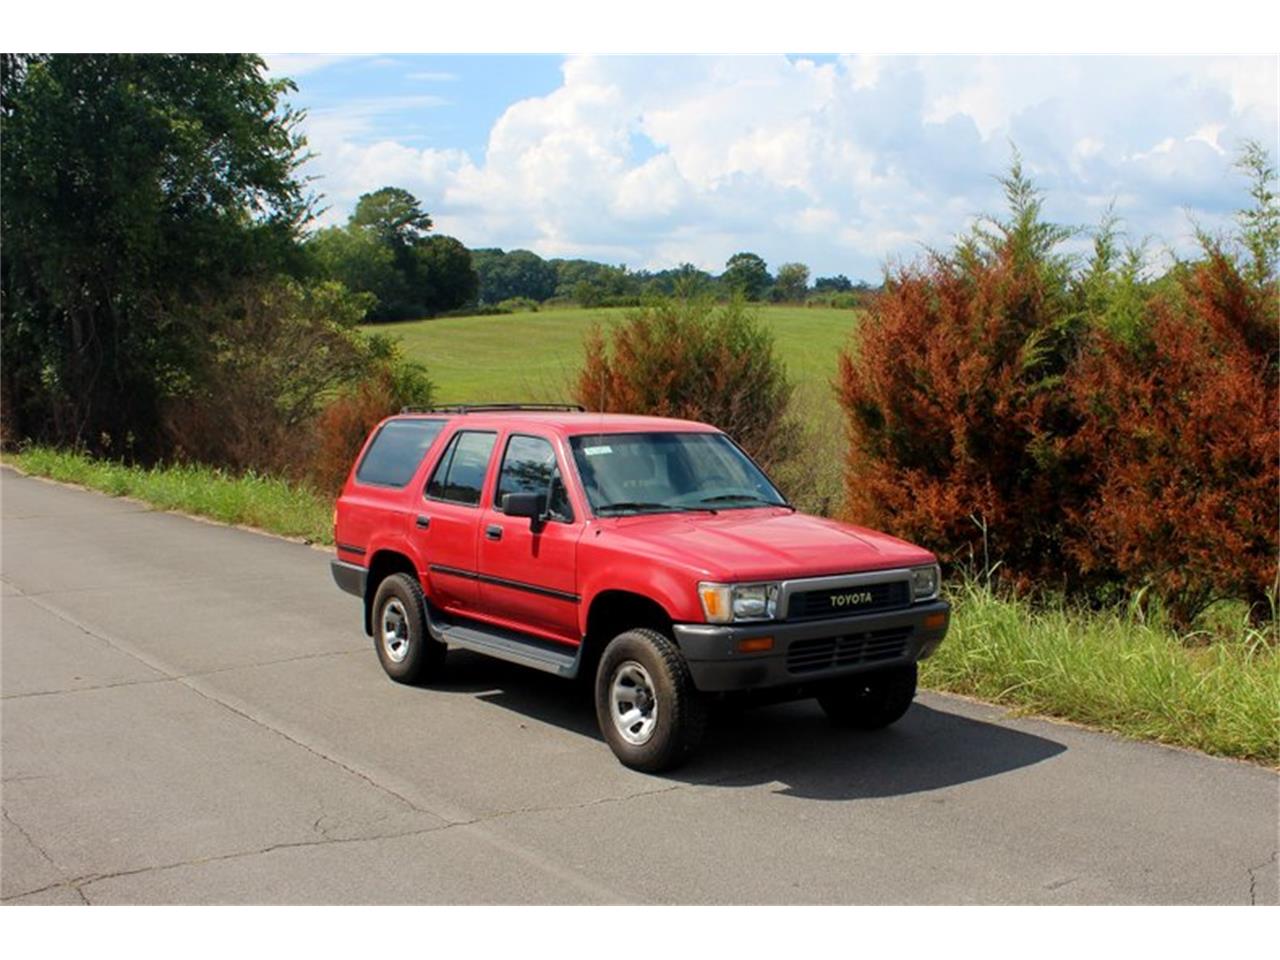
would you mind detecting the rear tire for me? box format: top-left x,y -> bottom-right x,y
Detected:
372,573 -> 446,684
817,663 -> 917,730
595,628 -> 706,772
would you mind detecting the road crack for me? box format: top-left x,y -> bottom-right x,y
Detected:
1246,850 -> 1277,906
1,808 -> 86,903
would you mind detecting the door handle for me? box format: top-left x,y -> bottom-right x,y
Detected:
415,515 -> 430,529
484,524 -> 503,541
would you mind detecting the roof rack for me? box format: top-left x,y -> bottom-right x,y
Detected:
399,403 -> 587,415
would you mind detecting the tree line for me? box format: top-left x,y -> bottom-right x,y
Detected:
310,195 -> 876,320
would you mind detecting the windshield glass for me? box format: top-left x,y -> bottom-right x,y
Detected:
568,432 -> 787,516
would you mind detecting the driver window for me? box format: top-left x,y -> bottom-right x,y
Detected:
495,434 -> 573,523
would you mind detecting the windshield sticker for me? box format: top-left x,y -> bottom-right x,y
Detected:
583,445 -> 613,456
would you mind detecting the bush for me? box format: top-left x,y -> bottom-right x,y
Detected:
1067,249 -> 1278,622
574,297 -> 796,471
837,158 -> 1087,590
496,296 -> 540,313
837,149 -> 1278,624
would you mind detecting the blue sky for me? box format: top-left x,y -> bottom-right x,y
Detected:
266,54 -> 1278,281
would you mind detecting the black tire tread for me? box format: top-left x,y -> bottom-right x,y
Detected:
595,627 -> 706,772
372,572 -> 446,685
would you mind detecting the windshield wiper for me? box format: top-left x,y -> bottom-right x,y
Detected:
596,501 -> 717,515
700,494 -> 795,511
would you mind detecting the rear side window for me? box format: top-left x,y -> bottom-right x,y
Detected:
426,431 -> 497,506
355,419 -> 446,488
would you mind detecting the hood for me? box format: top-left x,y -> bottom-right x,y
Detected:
598,507 -> 935,581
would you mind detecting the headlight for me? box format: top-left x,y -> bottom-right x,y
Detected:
698,582 -> 780,623
911,564 -> 941,600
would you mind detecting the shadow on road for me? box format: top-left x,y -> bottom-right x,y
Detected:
434,650 -> 1068,801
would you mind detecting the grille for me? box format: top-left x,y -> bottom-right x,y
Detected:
786,579 -> 910,620
785,627 -> 912,674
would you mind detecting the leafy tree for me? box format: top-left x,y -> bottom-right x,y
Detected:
308,226 -> 407,317
624,263 -> 715,299
416,235 -> 479,312
773,262 -> 810,302
1234,139 -> 1279,286
814,274 -> 853,292
307,187 -> 477,320
554,260 -> 640,306
722,252 -> 771,301
1,54 -> 311,456
473,249 -> 558,303
350,187 -> 433,247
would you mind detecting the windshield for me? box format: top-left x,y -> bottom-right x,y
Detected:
568,432 -> 788,516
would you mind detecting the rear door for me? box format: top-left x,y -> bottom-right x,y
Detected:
336,417 -> 447,565
417,428 -> 498,614
476,432 -> 583,644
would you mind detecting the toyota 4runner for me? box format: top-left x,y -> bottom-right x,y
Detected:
331,404 -> 949,771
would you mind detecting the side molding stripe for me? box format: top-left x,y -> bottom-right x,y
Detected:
428,564 -> 580,604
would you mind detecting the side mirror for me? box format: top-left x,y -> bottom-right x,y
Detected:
502,492 -> 547,528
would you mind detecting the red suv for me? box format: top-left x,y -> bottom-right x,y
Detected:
332,404 -> 949,771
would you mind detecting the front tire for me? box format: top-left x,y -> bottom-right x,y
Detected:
817,663 -> 917,729
595,628 -> 706,772
372,573 -> 446,684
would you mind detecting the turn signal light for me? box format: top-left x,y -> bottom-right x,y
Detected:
737,636 -> 774,654
923,611 -> 949,631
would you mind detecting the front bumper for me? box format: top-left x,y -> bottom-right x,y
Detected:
672,599 -> 949,692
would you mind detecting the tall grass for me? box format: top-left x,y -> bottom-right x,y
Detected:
928,578 -> 1279,764
4,446 -> 334,545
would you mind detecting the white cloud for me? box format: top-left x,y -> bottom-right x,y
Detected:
295,55 -> 1279,277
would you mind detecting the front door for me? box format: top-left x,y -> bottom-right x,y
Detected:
476,432 -> 582,644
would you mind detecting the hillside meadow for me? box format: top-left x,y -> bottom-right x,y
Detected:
371,303 -> 860,403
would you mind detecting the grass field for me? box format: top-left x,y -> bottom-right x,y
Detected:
371,303 -> 862,406
373,303 -> 859,513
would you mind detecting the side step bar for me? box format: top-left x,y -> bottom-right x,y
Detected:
428,615 -> 581,679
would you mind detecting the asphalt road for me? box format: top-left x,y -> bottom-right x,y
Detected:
1,467 -> 1276,905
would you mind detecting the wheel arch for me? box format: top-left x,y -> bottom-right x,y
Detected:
579,589 -> 675,680
363,549 -> 420,635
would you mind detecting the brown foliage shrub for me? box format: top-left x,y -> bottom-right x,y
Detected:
574,297 -> 796,472
836,168 -> 1087,588
1067,251 -> 1278,621
838,156 -> 1278,622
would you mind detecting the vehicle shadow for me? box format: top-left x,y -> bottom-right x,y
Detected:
435,650 -> 1068,801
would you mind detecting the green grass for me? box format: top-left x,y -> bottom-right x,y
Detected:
373,303 -> 861,405
3,446 -> 334,545
922,579 -> 1279,764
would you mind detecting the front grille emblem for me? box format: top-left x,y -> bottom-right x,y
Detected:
829,590 -> 874,608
